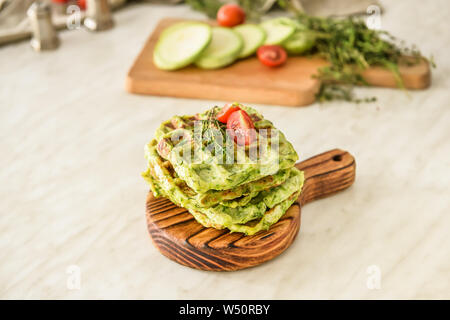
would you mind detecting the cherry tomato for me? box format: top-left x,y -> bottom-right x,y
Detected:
217,4 -> 246,27
226,110 -> 256,145
257,45 -> 287,67
216,103 -> 241,123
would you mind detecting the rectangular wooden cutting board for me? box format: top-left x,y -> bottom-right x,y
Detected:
126,18 -> 431,107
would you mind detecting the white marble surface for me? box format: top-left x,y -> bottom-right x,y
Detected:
1,1 -> 449,299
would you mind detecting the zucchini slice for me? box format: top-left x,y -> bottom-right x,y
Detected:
282,20 -> 316,55
283,30 -> 316,54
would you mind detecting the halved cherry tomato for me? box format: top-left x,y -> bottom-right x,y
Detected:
257,45 -> 287,67
216,103 -> 241,123
226,110 -> 256,145
217,4 -> 246,27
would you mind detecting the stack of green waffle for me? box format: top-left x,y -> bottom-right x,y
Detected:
142,105 -> 304,235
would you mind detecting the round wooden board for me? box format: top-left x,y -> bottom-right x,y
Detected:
127,18 -> 431,107
146,149 -> 356,271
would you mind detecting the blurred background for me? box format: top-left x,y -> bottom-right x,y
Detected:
0,0 -> 448,299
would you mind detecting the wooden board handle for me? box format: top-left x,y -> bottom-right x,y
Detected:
295,149 -> 356,206
146,149 -> 356,271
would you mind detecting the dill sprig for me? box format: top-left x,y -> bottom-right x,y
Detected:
201,107 -> 227,157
